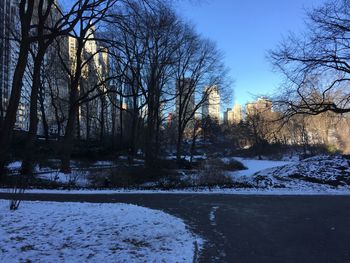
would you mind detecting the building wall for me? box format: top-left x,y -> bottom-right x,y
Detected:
176,78 -> 195,122
233,104 -> 242,123
245,98 -> 272,117
202,85 -> 220,121
0,0 -> 14,119
224,104 -> 242,124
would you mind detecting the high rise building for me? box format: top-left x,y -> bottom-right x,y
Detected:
224,108 -> 233,124
0,1 -> 114,139
245,97 -> 272,116
233,104 -> 242,123
74,27 -> 112,139
176,78 -> 195,121
202,85 -> 220,121
224,104 -> 242,124
0,0 -> 15,120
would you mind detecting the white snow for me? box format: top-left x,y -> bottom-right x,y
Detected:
209,206 -> 219,226
0,200 -> 202,263
6,161 -> 22,170
1,187 -> 350,195
230,157 -> 292,177
3,155 -> 350,195
93,161 -> 114,166
36,170 -> 90,187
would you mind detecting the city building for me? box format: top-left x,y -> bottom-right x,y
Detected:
176,78 -> 195,121
0,0 -> 32,131
74,26 -> 112,139
224,104 -> 242,124
0,2 -> 112,139
0,0 -> 15,121
202,85 -> 220,121
223,108 -> 233,124
245,97 -> 272,116
233,104 -> 242,123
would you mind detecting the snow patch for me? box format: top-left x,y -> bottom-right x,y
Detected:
0,200 -> 202,262
230,157 -> 293,177
209,206 -> 219,226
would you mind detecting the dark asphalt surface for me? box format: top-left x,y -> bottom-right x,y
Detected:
1,193 -> 350,263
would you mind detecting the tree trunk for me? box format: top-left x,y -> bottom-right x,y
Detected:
190,125 -> 197,164
76,105 -> 81,140
0,35 -> 31,177
129,108 -> 139,163
0,85 -> 3,129
21,52 -> 44,175
39,84 -> 49,140
61,103 -> 77,173
145,112 -> 155,168
119,96 -> 123,147
176,126 -> 184,164
111,103 -> 116,147
100,96 -> 105,141
86,102 -> 90,140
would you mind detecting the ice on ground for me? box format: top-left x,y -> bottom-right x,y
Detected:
0,200 -> 202,263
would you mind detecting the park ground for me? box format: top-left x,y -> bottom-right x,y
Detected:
1,155 -> 350,262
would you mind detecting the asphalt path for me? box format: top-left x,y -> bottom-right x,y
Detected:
1,193 -> 350,263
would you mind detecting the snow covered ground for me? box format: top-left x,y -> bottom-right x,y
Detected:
229,157 -> 292,177
250,155 -> 350,187
6,160 -> 101,187
3,155 -> 350,195
230,155 -> 350,193
0,200 -> 202,263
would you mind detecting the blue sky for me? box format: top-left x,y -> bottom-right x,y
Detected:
175,0 -> 325,107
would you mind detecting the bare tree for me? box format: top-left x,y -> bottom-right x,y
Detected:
245,109 -> 276,159
172,27 -> 229,163
0,0 -> 35,177
107,1 -> 150,160
57,0 -> 117,172
269,0 -> 350,118
20,0 -> 90,175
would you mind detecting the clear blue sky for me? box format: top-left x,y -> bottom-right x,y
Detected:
175,0 -> 325,107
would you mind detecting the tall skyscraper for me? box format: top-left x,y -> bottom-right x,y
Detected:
224,104 -> 242,124
176,78 -> 195,121
245,97 -> 272,116
224,108 -> 233,124
202,85 -> 220,121
233,104 -> 242,123
0,0 -> 15,120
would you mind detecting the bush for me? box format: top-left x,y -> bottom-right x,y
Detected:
156,158 -> 193,170
224,159 -> 247,171
197,159 -> 234,187
198,167 -> 233,187
204,158 -> 246,171
90,166 -> 175,188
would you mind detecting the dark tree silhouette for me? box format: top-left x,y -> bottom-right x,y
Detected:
269,0 -> 350,118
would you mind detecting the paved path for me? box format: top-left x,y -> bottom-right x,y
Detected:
1,193 -> 350,263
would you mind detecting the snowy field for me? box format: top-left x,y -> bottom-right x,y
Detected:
229,155 -> 350,194
0,200 -> 202,262
229,157 -> 292,177
3,155 -> 350,195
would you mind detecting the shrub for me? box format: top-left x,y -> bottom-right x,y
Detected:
224,159 -> 247,171
204,158 -> 246,171
197,159 -> 234,187
198,167 -> 233,187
